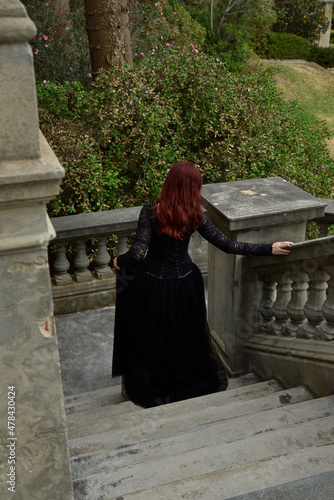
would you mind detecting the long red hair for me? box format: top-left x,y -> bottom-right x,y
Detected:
154,162 -> 203,239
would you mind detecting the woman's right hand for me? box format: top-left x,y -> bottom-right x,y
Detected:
272,242 -> 294,255
113,257 -> 121,270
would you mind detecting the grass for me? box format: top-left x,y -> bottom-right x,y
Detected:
267,61 -> 334,156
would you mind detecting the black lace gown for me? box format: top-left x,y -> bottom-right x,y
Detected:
112,204 -> 272,408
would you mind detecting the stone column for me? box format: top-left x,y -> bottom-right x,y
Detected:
201,177 -> 326,375
318,2 -> 333,48
0,2 -> 74,499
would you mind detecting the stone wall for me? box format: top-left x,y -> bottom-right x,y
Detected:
0,2 -> 73,498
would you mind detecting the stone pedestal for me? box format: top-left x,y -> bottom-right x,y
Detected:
201,177 -> 326,375
0,2 -> 73,498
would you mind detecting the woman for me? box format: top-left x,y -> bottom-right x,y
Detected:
112,162 -> 292,408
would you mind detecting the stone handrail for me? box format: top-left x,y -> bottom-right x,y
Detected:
249,236 -> 334,341
49,206 -> 208,314
50,206 -> 141,284
314,199 -> 334,236
49,196 -> 333,287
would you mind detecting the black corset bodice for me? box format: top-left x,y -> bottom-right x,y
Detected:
144,230 -> 193,278
117,203 -> 273,275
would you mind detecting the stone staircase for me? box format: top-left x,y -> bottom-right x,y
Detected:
64,374 -> 334,499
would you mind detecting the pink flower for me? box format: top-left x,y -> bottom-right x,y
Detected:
135,2 -> 140,6
45,2 -> 49,6
34,49 -> 39,55
45,44 -> 48,48
140,52 -> 145,56
43,35 -> 48,40
165,42 -> 170,47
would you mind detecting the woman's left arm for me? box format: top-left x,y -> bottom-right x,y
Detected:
113,204 -> 153,269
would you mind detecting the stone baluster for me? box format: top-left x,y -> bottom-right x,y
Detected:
117,232 -> 129,256
315,265 -> 334,341
74,239 -> 93,282
53,242 -> 72,284
282,267 -> 309,337
267,270 -> 292,336
297,267 -> 329,339
94,236 -> 112,278
258,274 -> 277,334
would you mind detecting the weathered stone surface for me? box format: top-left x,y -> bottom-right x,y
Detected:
0,2 -> 73,498
0,1 -> 39,161
201,177 -> 326,375
201,177 -> 326,232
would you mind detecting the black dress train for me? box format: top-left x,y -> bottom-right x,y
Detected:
112,204 -> 272,408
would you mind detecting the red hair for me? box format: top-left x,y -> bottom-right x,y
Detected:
154,162 -> 203,239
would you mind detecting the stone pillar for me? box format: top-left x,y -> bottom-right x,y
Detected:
318,2 -> 333,48
0,2 -> 74,499
201,177 -> 326,375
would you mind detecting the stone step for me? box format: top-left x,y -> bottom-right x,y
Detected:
70,394 -> 334,482
116,443 -> 334,500
69,385 -> 313,456
65,372 -> 261,416
227,372 -> 261,389
67,379 -> 284,441
228,471 -> 334,500
64,382 -> 125,415
66,376 -> 274,431
72,414 -> 334,499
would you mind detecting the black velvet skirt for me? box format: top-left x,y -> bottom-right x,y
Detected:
112,263 -> 224,408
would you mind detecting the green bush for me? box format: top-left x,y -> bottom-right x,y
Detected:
308,45 -> 334,69
22,0 -> 91,83
131,0 -> 206,62
265,32 -> 312,60
273,0 -> 329,43
38,51 -> 334,217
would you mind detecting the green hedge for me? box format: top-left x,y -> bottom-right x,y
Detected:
265,32 -> 312,60
308,45 -> 334,69
38,51 -> 334,217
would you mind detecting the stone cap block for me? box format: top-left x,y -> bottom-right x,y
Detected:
51,206 -> 142,241
0,132 -> 64,206
201,177 -> 327,232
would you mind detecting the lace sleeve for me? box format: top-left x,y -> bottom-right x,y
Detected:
197,215 -> 273,256
117,205 -> 153,268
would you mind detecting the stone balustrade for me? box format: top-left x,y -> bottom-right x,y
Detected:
249,236 -> 334,341
49,179 -> 333,395
51,206 -> 141,285
314,199 -> 334,237
50,206 -> 208,314
49,192 -> 333,317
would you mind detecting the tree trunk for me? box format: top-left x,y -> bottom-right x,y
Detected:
47,0 -> 74,52
84,0 -> 133,76
48,0 -> 72,35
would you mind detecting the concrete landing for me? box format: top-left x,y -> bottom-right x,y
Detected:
55,307 -> 117,396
